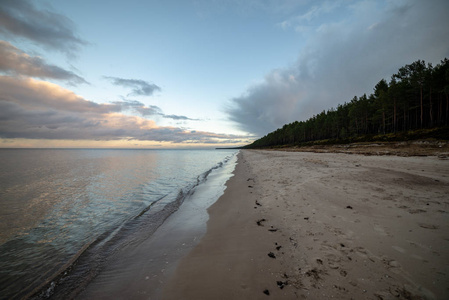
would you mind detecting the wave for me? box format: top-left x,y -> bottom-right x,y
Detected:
27,152 -> 237,300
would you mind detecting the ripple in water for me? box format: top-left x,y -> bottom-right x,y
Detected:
0,149 -> 237,299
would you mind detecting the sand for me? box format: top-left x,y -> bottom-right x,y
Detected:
163,150 -> 449,300
76,156 -> 237,300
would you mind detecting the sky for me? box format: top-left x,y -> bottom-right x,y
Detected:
0,0 -> 448,148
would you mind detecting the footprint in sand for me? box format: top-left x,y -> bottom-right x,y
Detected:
305,267 -> 327,288
408,208 -> 427,214
325,254 -> 341,269
418,223 -> 439,229
382,257 -> 401,273
353,246 -> 376,262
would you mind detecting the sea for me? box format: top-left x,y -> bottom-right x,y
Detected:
0,148 -> 238,299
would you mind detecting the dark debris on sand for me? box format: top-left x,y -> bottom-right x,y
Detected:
257,219 -> 266,226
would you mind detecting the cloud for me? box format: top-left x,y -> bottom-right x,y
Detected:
111,99 -> 163,116
227,70 -> 304,136
0,75 -> 117,114
226,0 -> 449,136
278,0 -> 342,30
0,41 -> 88,85
0,76 -> 245,144
105,76 -> 161,97
0,0 -> 87,57
194,0 -> 308,17
112,98 -> 199,121
163,114 -> 200,121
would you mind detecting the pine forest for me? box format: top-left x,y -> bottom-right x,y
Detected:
246,59 -> 449,148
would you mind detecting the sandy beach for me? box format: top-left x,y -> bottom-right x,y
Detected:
164,150 -> 449,299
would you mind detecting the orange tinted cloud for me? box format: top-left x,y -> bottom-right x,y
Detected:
0,76 -> 247,146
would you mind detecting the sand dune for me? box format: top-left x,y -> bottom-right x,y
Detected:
164,150 -> 449,300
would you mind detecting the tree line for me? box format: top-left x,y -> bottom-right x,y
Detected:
246,58 -> 449,148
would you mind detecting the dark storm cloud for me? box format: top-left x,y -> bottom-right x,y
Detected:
226,0 -> 449,136
104,76 -> 161,97
0,0 -> 87,56
0,41 -> 88,85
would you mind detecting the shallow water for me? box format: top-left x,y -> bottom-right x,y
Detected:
78,150 -> 238,299
0,149 -> 237,299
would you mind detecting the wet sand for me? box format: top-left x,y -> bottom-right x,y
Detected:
164,150 -> 449,299
76,155 -> 237,300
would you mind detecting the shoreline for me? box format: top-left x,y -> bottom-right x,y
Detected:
163,150 -> 282,299
73,152 -> 238,300
164,150 -> 449,299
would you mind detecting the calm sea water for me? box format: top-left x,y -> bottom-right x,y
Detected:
0,149 -> 238,299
